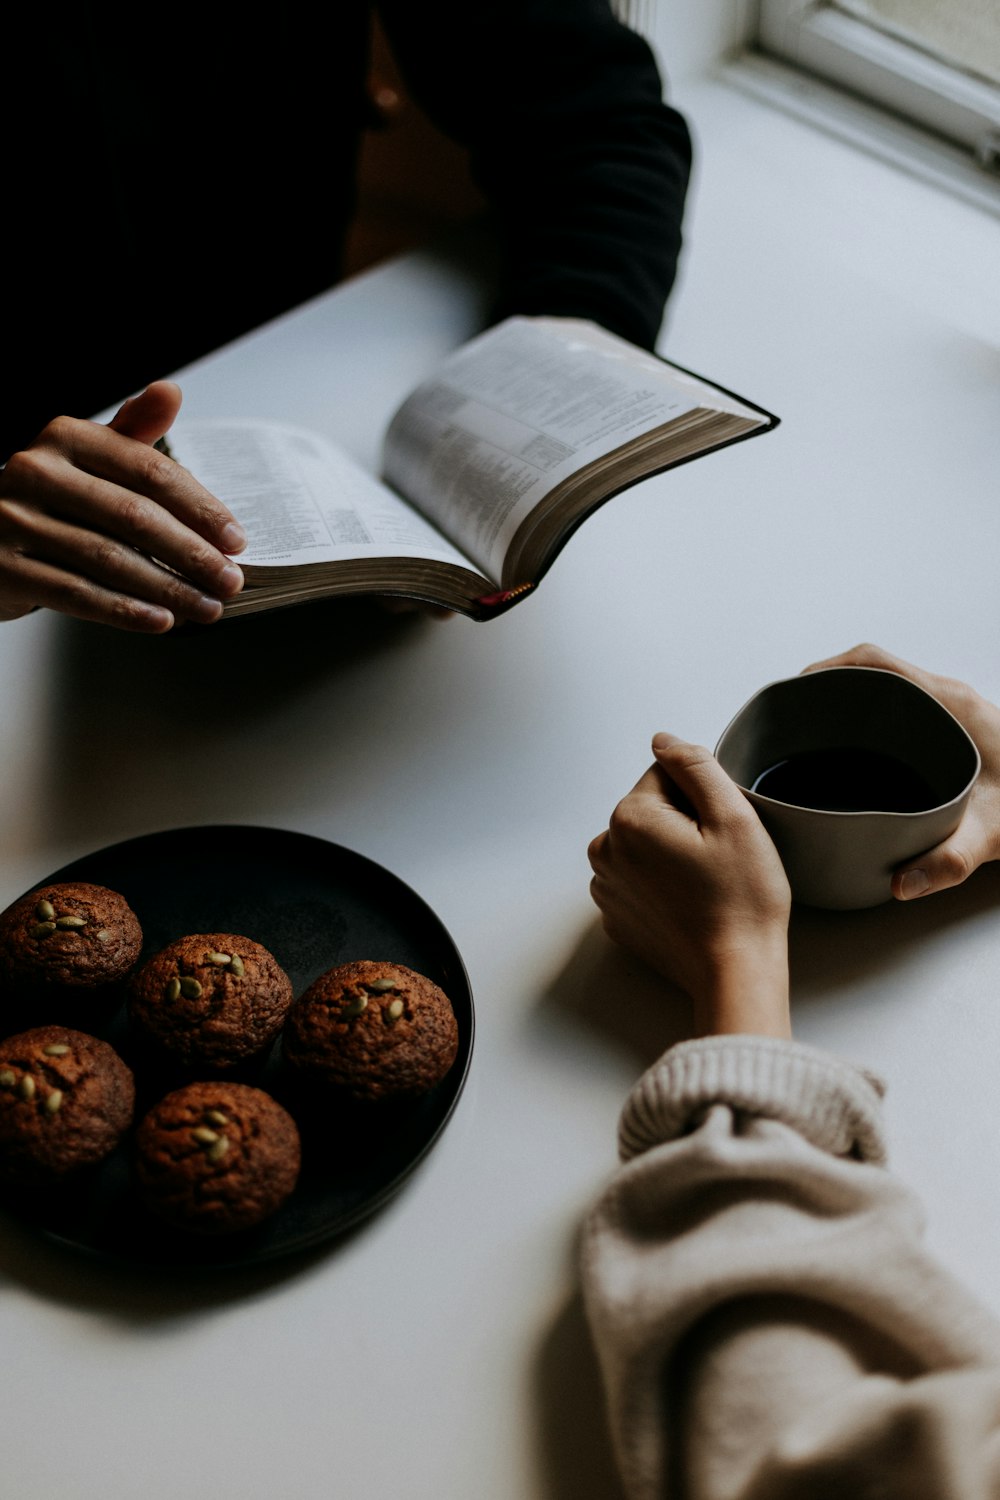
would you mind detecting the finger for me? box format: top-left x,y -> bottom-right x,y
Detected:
31,415 -> 247,557
0,552 -> 175,633
801,642 -> 929,686
588,872 -> 618,925
108,381 -> 183,446
651,733 -> 750,829
603,760 -> 697,831
0,504 -> 227,624
801,646 -> 987,746
587,830 -> 607,871
892,810 -> 993,900
801,645 -> 968,733
0,484 -> 243,602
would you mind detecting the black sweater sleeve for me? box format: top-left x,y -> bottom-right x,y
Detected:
377,0 -> 692,350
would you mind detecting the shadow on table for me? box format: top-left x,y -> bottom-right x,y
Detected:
534,916 -> 694,1079
533,1279 -> 628,1500
56,590 -> 413,691
788,859 -> 1000,1008
34,598 -> 432,850
0,1160 -> 416,1322
526,922 -> 684,1499
541,862 -> 1000,1062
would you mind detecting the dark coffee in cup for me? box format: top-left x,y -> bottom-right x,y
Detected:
750,747 -> 939,814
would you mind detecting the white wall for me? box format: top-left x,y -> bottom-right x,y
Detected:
626,0 -> 755,86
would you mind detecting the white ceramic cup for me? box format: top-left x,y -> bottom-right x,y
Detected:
714,666 -> 981,909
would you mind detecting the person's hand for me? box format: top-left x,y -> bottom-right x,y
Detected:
588,734 -> 792,1037
804,644 -> 1000,901
0,382 -> 247,633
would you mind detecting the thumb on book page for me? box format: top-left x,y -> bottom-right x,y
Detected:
107,381 -> 183,447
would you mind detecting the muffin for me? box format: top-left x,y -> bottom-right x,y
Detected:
0,1026 -> 135,1186
282,960 -> 459,1104
134,1081 -> 301,1234
127,934 -> 293,1071
0,882 -> 142,1024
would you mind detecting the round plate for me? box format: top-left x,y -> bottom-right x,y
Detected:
0,825 -> 474,1269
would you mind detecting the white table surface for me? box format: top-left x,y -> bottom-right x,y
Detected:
1,77 -> 998,1500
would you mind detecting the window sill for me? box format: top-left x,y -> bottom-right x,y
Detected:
717,47 -> 1000,222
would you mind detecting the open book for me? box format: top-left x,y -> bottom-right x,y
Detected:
166,317 -> 778,620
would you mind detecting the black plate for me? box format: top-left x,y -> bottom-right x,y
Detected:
0,825 -> 474,1269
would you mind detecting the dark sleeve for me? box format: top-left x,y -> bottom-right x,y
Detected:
377,0 -> 692,350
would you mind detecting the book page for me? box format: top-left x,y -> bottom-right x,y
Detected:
168,420 -> 477,573
381,317 -> 732,583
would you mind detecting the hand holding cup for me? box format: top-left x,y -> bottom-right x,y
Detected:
715,655 -> 980,909
802,644 -> 1000,902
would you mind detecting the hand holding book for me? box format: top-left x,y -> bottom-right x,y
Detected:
0,318 -> 777,631
0,383 -> 247,632
166,316 -> 779,621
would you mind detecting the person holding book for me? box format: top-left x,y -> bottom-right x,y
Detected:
583,644 -> 1000,1499
0,0 -> 691,634
160,317 -> 774,621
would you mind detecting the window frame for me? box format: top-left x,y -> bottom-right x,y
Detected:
755,0 -> 1000,171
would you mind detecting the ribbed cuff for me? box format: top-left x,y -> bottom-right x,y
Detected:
619,1035 -> 887,1166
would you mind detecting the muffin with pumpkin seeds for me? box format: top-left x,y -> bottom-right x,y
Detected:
282,959 -> 458,1105
127,933 -> 293,1072
134,1080 -> 300,1234
0,882 -> 142,1027
0,1025 -> 135,1186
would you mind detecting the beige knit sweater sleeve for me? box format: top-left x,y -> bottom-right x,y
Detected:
580,1035 -> 1000,1500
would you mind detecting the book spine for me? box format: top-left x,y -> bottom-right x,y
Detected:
473,582 -> 535,618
